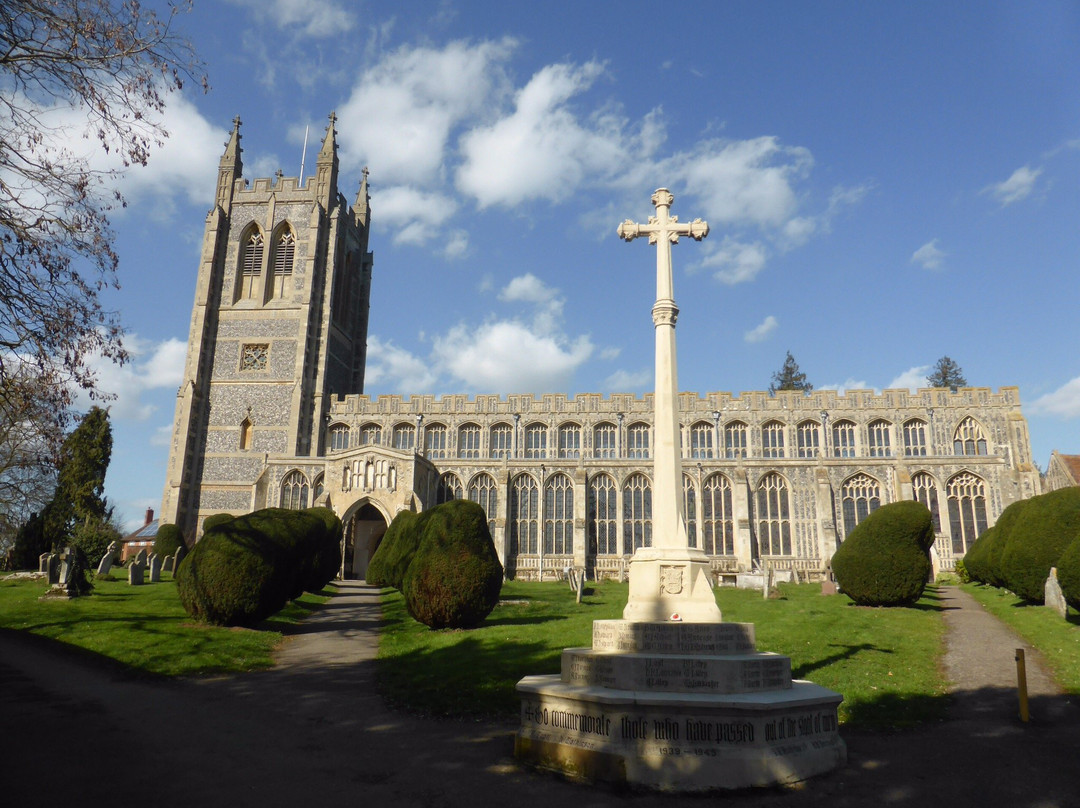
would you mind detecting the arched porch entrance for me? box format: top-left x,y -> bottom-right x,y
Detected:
341,502 -> 389,580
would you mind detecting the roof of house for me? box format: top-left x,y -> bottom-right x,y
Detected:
123,519 -> 160,542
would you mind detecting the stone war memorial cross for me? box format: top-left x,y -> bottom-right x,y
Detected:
514,189 -> 845,791
616,189 -> 720,623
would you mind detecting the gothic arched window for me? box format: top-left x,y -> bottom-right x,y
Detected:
724,421 -> 747,459
328,422 -> 350,451
761,421 -> 785,459
868,420 -> 893,458
237,229 -> 264,301
239,418 -> 252,451
392,423 -> 415,452
593,422 -> 617,459
359,422 -> 382,446
702,473 -> 734,556
953,418 -> 988,456
587,474 -> 617,555
557,423 -> 581,459
269,226 -> 295,300
490,422 -> 513,458
627,422 -> 650,459
947,472 -> 988,555
903,419 -> 928,457
424,423 -> 447,458
912,472 -> 941,533
756,472 -> 791,556
689,421 -> 714,459
467,473 -> 498,536
458,423 -> 481,458
280,470 -> 309,510
436,472 -> 462,504
841,473 -> 881,538
524,423 -> 547,459
683,475 -> 697,548
796,420 -> 821,458
510,474 -> 539,556
544,473 -> 574,555
623,473 -> 652,550
832,420 -> 856,458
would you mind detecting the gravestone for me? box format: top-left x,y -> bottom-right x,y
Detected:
515,190 -> 845,791
148,553 -> 162,583
175,544 -> 188,570
39,553 -> 51,573
129,551 -> 147,586
1045,567 -> 1068,619
162,555 -> 174,573
96,541 -> 119,576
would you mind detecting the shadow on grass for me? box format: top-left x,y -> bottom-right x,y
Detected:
792,642 -> 890,679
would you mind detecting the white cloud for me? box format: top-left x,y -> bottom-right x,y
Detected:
819,378 -> 870,396
443,230 -> 469,259
603,368 -> 651,391
986,165 -> 1042,206
456,61 -> 624,208
888,365 -> 932,391
433,321 -> 593,393
364,336 -> 439,392
598,346 -> 621,361
1030,376 -> 1080,418
75,336 -> 187,422
498,273 -> 564,334
374,185 -> 459,245
228,0 -> 356,38
702,237 -> 769,285
337,38 -> 516,184
911,239 -> 946,270
744,315 -> 778,343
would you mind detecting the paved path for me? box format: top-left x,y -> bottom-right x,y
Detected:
2,582 -> 1079,807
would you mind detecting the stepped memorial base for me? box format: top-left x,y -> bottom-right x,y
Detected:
515,620 -> 845,792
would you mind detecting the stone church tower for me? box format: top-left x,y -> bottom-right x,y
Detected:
160,114 -> 373,537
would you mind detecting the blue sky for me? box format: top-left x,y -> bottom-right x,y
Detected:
78,1 -> 1080,529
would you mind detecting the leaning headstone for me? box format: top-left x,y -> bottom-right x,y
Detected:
148,553 -> 162,583
96,541 -> 119,576
57,547 -> 73,586
39,553 -> 51,573
174,544 -> 188,570
135,548 -> 149,567
1045,567 -> 1068,619
162,555 -> 174,573
46,553 -> 60,584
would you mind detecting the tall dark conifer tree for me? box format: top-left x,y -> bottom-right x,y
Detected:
43,406 -> 112,547
769,351 -> 813,394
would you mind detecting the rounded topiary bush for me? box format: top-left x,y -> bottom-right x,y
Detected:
303,506 -> 343,592
367,509 -> 423,590
154,522 -> 185,558
831,500 -> 934,607
402,500 -> 503,629
999,487 -> 1080,602
202,513 -> 235,533
962,524 -> 996,585
1052,535 -> 1080,611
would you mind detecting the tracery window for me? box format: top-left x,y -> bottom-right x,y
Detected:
359,422 -> 382,446
868,420 -> 893,458
458,423 -> 481,458
683,475 -> 697,548
328,423 -> 350,452
953,418 -> 988,456
544,473 -> 574,555
724,421 -> 748,459
627,422 -> 650,459
841,473 -> 881,538
240,343 -> 268,371
947,472 -> 988,555
436,472 -> 462,504
269,227 -> 295,299
490,423 -> 513,459
761,421 -> 785,459
392,423 -> 415,452
510,474 -> 539,555
796,420 -> 820,458
912,472 -> 941,533
424,423 -> 447,458
832,420 -> 856,458
903,419 -> 928,457
702,473 -> 734,555
312,473 -> 324,501
593,422 -> 617,459
557,423 -> 581,459
587,474 -> 618,555
689,421 -> 714,459
623,473 -> 652,551
755,473 -> 791,556
238,229 -> 263,300
280,470 -> 309,510
468,473 -> 498,536
524,423 -> 547,459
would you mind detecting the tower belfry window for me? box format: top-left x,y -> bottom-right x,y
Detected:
271,230 -> 295,299
239,231 -> 264,300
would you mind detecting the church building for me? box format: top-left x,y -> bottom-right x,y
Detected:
161,119 -> 1042,581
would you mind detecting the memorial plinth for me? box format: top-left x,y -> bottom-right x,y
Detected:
514,189 -> 845,790
515,620 -> 845,791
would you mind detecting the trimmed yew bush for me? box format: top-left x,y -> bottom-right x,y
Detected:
304,506 -> 343,592
961,524 -> 996,586
202,513 -> 235,532
154,522 -> 185,558
831,500 -> 934,607
402,500 -> 503,629
367,509 -> 423,590
999,487 -> 1080,602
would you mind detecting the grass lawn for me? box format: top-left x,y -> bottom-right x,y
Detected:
377,580 -> 949,728
962,582 -> 1080,693
0,573 -> 329,676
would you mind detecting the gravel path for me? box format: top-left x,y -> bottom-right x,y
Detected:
2,582 -> 1078,807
